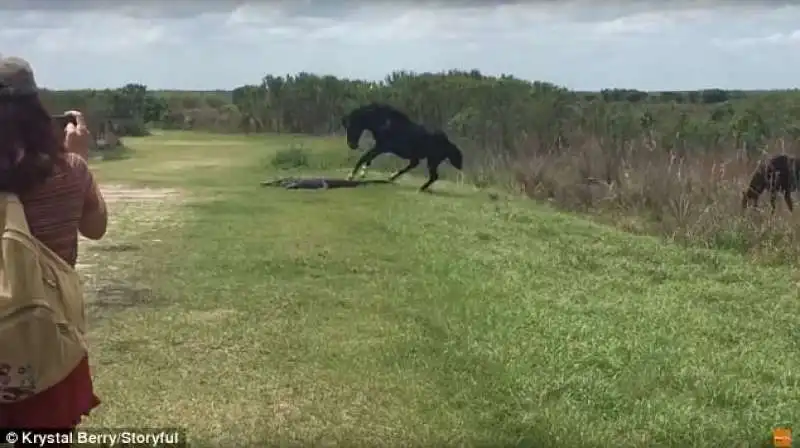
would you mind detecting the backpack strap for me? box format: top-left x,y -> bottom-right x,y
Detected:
0,193 -> 78,275
0,193 -> 30,235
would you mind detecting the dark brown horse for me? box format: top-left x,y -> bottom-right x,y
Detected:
742,154 -> 800,212
340,103 -> 464,192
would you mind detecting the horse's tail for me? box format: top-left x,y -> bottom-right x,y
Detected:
448,145 -> 464,170
434,131 -> 463,170
742,160 -> 768,209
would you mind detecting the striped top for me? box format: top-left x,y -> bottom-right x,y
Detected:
19,153 -> 94,267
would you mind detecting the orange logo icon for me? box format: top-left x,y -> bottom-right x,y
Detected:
773,427 -> 792,448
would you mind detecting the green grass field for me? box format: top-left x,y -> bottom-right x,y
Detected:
79,131 -> 798,447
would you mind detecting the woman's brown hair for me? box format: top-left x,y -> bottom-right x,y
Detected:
0,93 -> 65,194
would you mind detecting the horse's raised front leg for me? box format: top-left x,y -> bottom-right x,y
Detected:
348,148 -> 381,181
389,158 -> 420,182
419,158 -> 442,192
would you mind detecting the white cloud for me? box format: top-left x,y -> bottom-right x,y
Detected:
0,28 -> 37,39
711,30 -> 800,48
225,5 -> 283,27
591,8 -> 721,37
594,14 -> 676,36
1,1 -> 800,90
4,13 -> 171,54
222,3 -> 564,45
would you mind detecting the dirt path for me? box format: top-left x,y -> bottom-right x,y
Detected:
155,140 -> 249,147
77,185 -> 182,316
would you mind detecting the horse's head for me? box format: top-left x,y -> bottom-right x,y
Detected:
341,110 -> 368,150
342,103 -> 411,149
741,190 -> 755,209
741,161 -> 770,210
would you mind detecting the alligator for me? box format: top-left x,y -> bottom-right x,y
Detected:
260,177 -> 392,190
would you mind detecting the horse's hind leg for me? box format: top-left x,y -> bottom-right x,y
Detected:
785,190 -> 793,212
389,158 -> 420,182
419,159 -> 441,192
770,190 -> 779,213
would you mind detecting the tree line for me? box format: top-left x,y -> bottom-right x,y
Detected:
39,70 -> 800,158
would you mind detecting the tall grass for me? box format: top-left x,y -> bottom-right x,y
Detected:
476,134 -> 800,264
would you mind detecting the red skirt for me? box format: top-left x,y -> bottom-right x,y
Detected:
0,355 -> 100,429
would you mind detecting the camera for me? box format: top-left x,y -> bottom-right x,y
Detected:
52,113 -> 78,128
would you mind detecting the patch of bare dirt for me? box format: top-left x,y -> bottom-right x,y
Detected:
77,185 -> 183,316
100,185 -> 181,203
155,159 -> 236,172
184,309 -> 238,323
156,140 -> 248,147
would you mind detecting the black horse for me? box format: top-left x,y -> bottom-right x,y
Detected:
340,103 -> 463,192
742,154 -> 800,212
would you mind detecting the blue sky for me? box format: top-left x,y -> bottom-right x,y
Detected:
2,0 -> 799,91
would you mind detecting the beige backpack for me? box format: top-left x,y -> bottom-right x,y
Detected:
0,193 -> 87,403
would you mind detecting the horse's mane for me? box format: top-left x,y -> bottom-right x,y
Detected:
356,102 -> 413,126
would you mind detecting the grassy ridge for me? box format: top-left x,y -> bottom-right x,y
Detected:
83,132 -> 798,447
